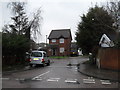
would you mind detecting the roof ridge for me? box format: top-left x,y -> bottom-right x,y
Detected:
51,29 -> 70,31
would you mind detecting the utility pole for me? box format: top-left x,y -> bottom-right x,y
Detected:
45,35 -> 48,53
46,35 -> 47,47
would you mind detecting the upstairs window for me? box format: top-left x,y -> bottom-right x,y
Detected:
60,38 -> 64,43
51,39 -> 56,43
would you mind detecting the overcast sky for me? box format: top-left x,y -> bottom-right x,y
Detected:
1,0 -> 108,43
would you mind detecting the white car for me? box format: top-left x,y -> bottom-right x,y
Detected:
29,50 -> 50,67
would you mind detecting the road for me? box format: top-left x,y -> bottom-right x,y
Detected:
2,56 -> 119,88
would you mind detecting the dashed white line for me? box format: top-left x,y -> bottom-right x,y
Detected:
0,78 -> 10,80
47,78 -> 60,82
100,80 -> 111,85
65,79 -> 79,84
83,79 -> 95,81
83,81 -> 95,84
83,77 -> 95,84
15,78 -> 25,81
32,71 -> 50,80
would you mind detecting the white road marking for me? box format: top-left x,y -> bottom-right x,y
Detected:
100,80 -> 111,85
83,81 -> 95,84
32,71 -> 50,80
83,79 -> 95,81
88,77 -> 93,79
49,78 -> 60,79
0,78 -> 10,80
15,78 -> 25,81
83,77 -> 95,84
65,79 -> 79,83
36,71 -> 50,77
74,67 -> 78,70
15,78 -> 19,80
100,80 -> 109,82
47,79 -> 59,82
101,82 -> 111,84
33,78 -> 42,81
49,66 -> 76,68
47,78 -> 60,82
32,77 -> 42,80
65,80 -> 77,83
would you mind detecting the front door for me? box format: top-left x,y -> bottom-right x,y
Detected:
52,49 -> 56,56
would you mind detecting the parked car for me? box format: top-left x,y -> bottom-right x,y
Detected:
70,49 -> 78,56
29,50 -> 50,67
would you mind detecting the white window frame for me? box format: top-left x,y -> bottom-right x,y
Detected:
59,38 -> 64,43
51,39 -> 56,43
60,47 -> 64,53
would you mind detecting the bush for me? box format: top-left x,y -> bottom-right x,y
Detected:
2,33 -> 30,65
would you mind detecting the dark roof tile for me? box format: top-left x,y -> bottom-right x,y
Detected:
48,29 -> 72,39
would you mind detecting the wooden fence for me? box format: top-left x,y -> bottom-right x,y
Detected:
97,48 -> 120,70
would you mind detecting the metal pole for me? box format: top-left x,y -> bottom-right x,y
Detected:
46,35 -> 47,45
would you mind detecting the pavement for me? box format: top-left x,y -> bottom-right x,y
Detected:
78,63 -> 120,82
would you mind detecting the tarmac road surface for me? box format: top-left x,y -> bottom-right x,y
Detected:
2,56 -> 119,88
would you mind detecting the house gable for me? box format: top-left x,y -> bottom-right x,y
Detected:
99,34 -> 115,47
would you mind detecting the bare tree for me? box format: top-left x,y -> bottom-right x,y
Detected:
105,0 -> 120,47
27,8 -> 42,40
106,0 -> 120,32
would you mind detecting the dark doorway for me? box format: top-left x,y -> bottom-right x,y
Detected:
52,49 -> 56,56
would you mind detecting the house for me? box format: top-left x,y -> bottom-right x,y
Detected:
99,34 -> 115,47
47,29 -> 72,56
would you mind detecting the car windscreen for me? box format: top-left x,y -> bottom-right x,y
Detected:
31,52 -> 42,57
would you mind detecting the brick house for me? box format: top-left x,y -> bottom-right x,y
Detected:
47,29 -> 72,56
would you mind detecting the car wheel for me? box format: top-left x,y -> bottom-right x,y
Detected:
46,60 -> 50,66
42,63 -> 45,67
30,64 -> 33,67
